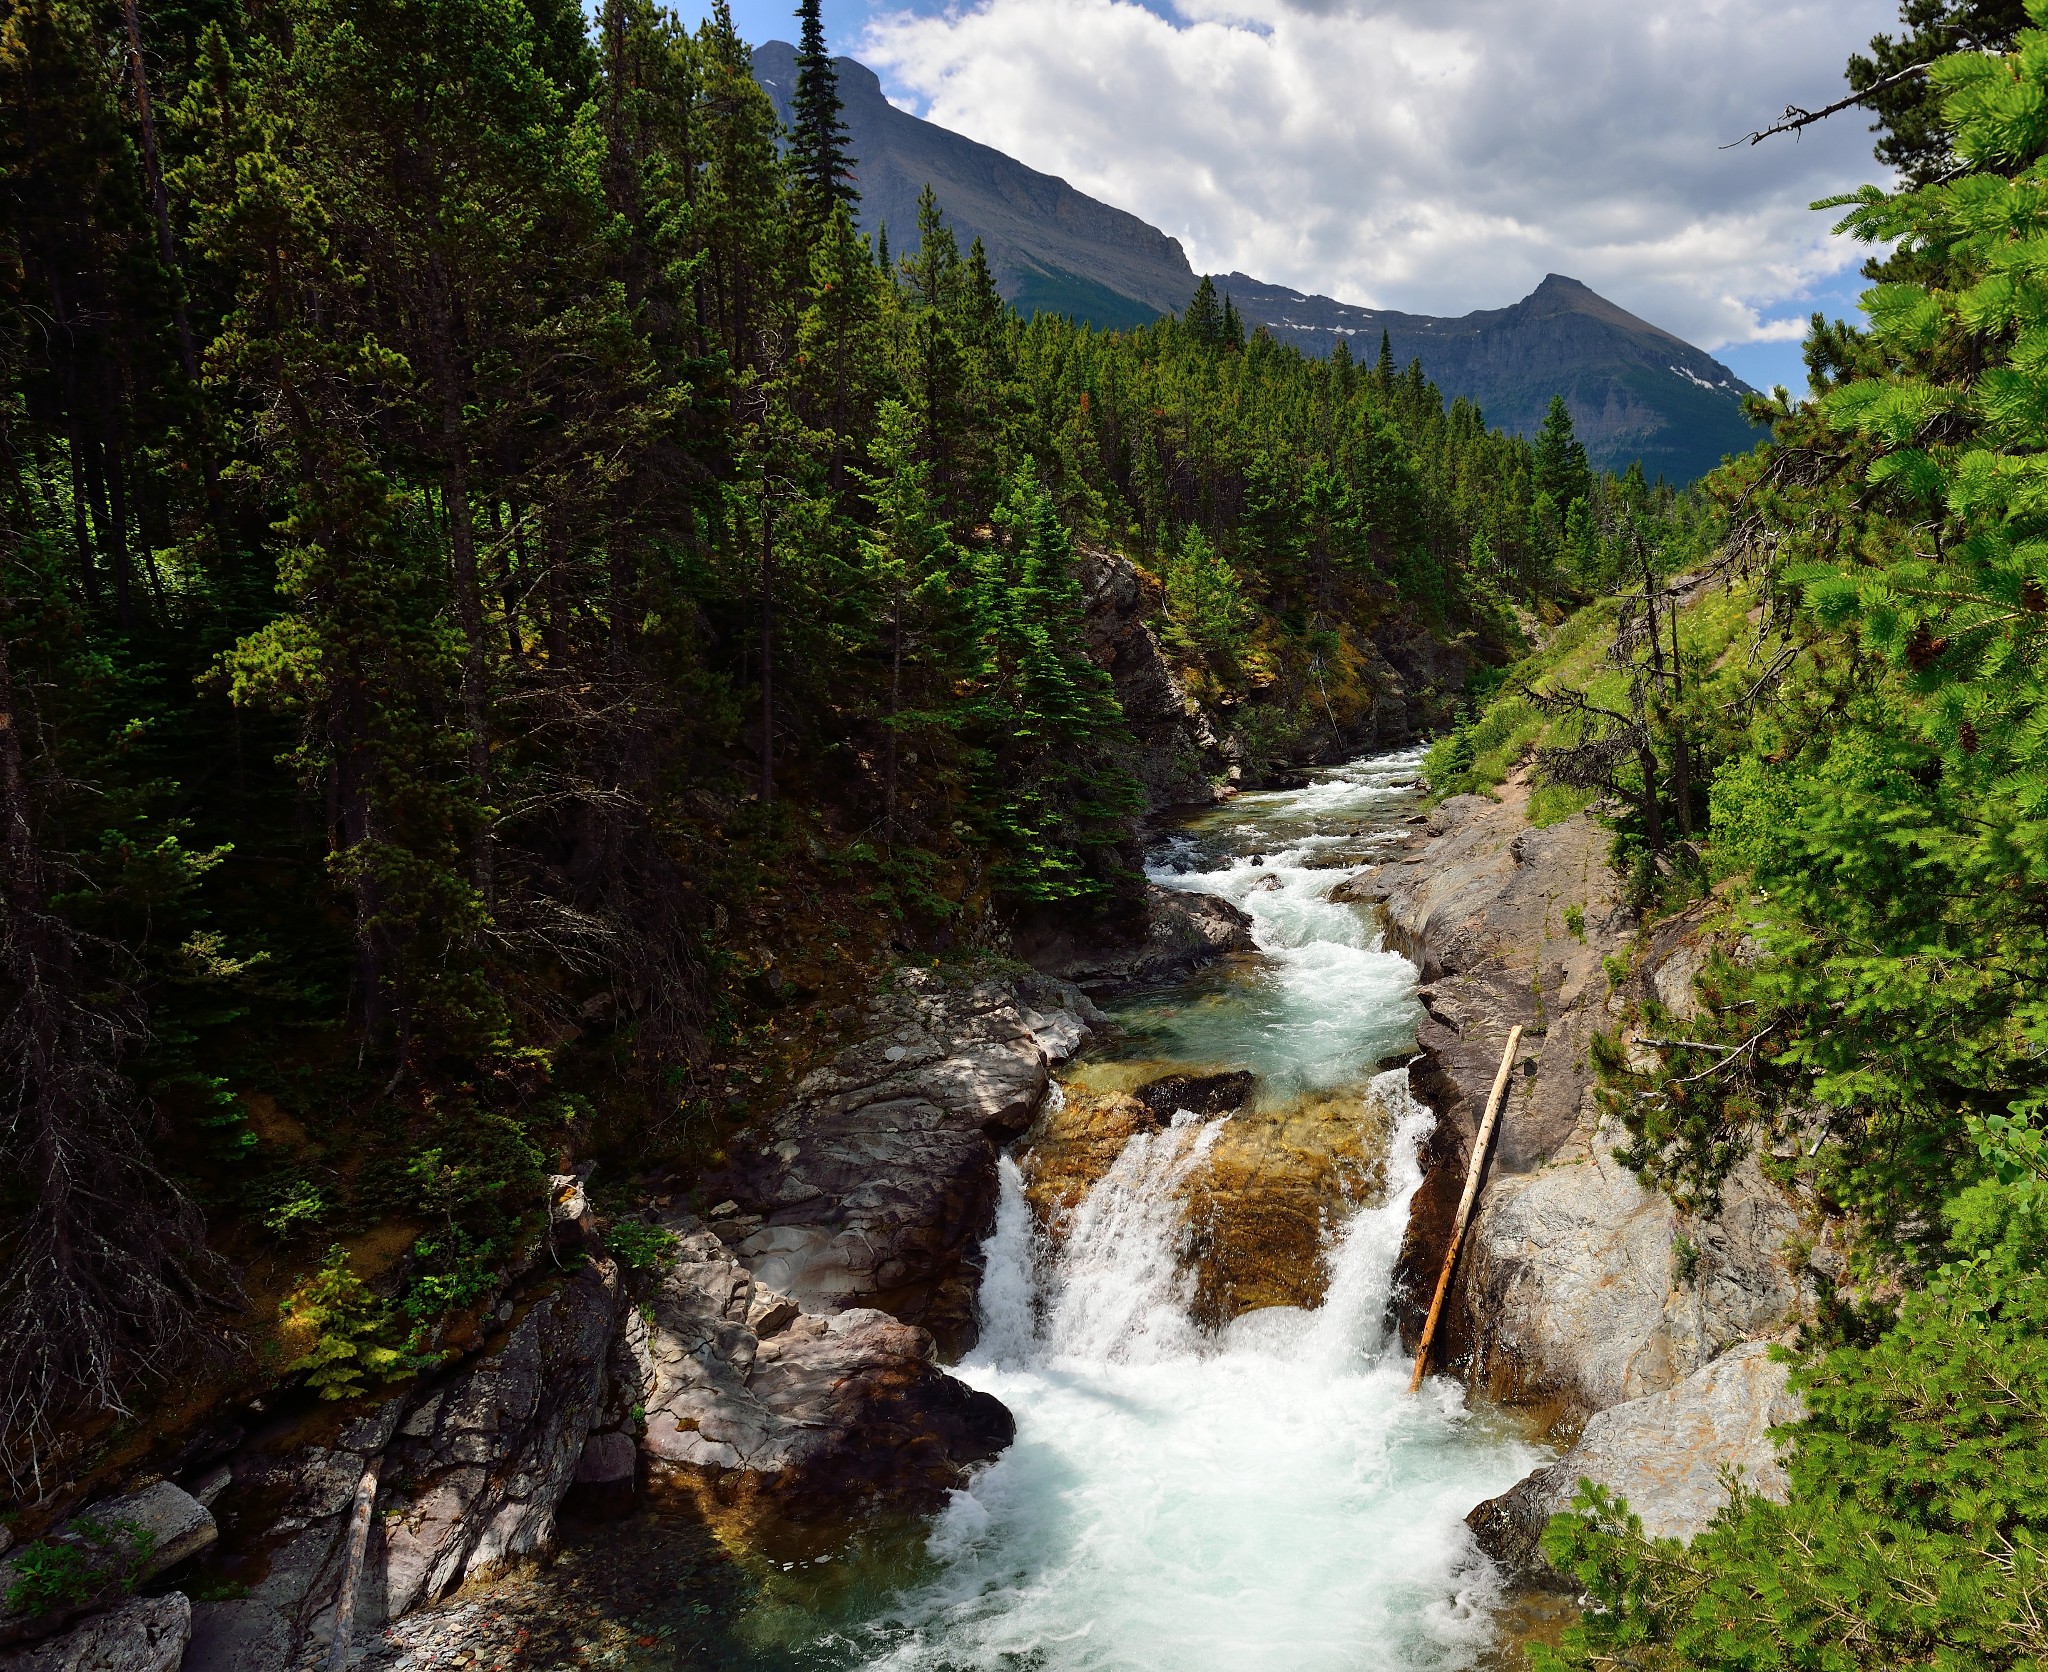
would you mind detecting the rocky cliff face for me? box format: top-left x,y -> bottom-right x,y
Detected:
1356,775 -> 1822,1573
1073,546 -> 1460,814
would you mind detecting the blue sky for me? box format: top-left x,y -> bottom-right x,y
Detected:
677,1 -> 1896,395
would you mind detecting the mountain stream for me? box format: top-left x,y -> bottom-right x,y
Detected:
495,749 -> 1547,1671
819,748 -> 1545,1669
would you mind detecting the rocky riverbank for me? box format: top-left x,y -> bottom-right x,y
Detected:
0,883 -> 1268,1672
1359,774 -> 1826,1580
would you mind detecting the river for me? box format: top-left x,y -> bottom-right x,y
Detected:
825,747 -> 1544,1669
445,748 -> 1547,1671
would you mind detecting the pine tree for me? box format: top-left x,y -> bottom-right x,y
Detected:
1532,393 -> 1593,514
790,0 -> 856,218
1184,275 -> 1226,348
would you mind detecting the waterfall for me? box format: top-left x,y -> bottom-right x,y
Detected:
844,750 -> 1543,1672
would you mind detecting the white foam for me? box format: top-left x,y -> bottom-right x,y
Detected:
841,749 -> 1538,1671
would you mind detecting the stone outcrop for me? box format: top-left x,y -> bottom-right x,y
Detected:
1020,883 -> 1257,996
0,1595 -> 190,1672
367,1257 -> 623,1622
1079,549 -> 1228,808
1374,778 -> 1809,1419
631,1213 -> 1012,1543
1460,1132 -> 1805,1417
1467,1342 -> 1803,1576
185,1258 -> 623,1670
0,1482 -> 215,1648
705,971 -> 1087,1353
1373,775 -> 1819,1563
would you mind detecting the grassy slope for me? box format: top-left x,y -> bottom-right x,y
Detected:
1425,578 -> 1763,823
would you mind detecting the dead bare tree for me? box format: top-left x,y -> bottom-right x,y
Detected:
1524,525 -> 1701,853
0,583 -> 223,1498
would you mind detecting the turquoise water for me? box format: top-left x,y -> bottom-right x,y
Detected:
820,749 -> 1544,1671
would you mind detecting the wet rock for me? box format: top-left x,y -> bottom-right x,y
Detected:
1020,1086 -> 1157,1229
1469,1342 -> 1803,1578
705,971 -> 1060,1351
0,1482 -> 215,1647
631,1213 -> 1012,1541
564,1432 -> 638,1522
1136,1070 -> 1256,1124
1020,885 -> 1258,996
0,1594 -> 190,1672
1182,1086 -> 1401,1326
1327,871 -> 1391,906
1022,1075 -> 1403,1326
182,1599 -> 289,1672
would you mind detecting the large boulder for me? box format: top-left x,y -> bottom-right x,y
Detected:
1021,884 -> 1258,996
705,971 -> 1071,1352
630,1213 -> 1013,1543
0,1595 -> 190,1672
1468,1341 -> 1803,1577
0,1482 -> 214,1647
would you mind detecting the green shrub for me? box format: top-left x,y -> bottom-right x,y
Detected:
606,1220 -> 679,1272
279,1246 -> 408,1400
4,1540 -> 98,1617
4,1518 -> 154,1618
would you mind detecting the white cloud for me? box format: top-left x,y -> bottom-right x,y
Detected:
856,0 -> 1898,351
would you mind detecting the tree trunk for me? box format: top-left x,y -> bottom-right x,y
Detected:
428,279 -> 495,905
1637,740 -> 1663,854
81,432 -> 131,630
884,594 -> 902,838
1668,596 -> 1693,837
120,0 -> 197,385
759,498 -> 774,804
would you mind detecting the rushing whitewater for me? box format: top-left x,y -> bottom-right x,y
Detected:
845,749 -> 1545,1672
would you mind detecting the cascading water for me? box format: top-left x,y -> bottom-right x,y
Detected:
835,748 -> 1545,1671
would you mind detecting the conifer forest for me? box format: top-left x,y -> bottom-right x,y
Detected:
1,0 -> 2046,1667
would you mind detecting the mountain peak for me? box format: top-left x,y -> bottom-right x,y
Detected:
747,46 -> 1757,481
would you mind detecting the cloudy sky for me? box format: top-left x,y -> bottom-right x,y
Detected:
688,0 -> 1904,392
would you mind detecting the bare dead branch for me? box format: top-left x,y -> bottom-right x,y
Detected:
1723,62 -> 1928,150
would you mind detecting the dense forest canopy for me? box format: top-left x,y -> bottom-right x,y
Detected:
0,0 -> 1676,1484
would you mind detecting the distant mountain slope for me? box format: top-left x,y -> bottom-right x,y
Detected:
1209,272 -> 1764,483
752,41 -> 1195,324
750,44 -> 1762,483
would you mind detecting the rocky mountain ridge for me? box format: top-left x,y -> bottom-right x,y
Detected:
753,44 -> 1763,482
1211,272 -> 1764,483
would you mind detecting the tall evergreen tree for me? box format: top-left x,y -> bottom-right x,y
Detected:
790,0 -> 856,217
1532,393 -> 1593,512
